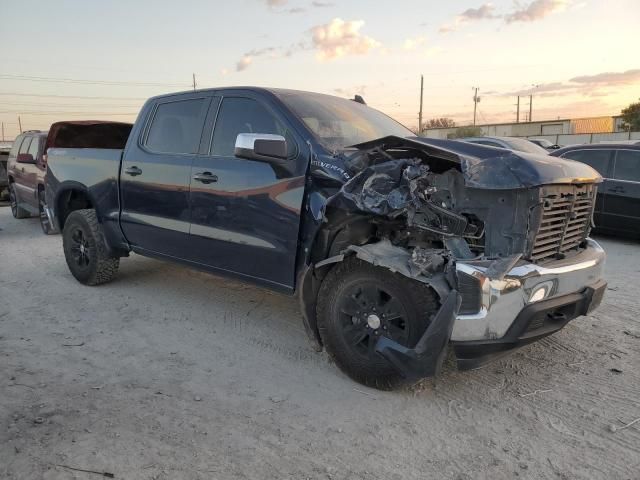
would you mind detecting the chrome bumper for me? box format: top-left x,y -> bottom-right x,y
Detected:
451,238 -> 606,342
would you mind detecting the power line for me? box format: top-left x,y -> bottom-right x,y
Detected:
0,110 -> 137,116
0,92 -> 148,100
0,101 -> 142,108
0,74 -> 188,88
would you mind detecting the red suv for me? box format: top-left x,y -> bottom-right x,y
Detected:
6,130 -> 53,233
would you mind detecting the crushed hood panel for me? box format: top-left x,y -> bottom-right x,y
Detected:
348,136 -> 602,190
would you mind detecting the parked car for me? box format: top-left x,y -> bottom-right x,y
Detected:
459,136 -> 549,155
550,144 -> 640,237
45,87 -> 606,389
6,130 -> 50,231
0,142 -> 12,200
529,138 -> 561,150
7,122 -> 132,234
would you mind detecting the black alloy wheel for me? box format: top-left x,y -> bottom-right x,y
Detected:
69,227 -> 92,270
336,282 -> 411,359
62,209 -> 119,285
317,257 -> 439,390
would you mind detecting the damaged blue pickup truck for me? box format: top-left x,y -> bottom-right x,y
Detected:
45,88 -> 606,389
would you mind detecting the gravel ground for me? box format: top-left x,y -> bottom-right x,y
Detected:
1,205 -> 639,480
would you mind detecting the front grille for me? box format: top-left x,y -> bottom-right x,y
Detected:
530,185 -> 596,262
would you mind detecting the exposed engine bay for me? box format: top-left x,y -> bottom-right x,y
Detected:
316,136 -> 600,276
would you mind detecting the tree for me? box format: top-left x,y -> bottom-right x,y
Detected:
425,117 -> 456,129
620,98 -> 640,131
447,126 -> 483,139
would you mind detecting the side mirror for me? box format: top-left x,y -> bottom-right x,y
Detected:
17,153 -> 36,164
234,133 -> 287,162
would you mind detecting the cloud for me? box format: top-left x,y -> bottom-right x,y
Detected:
235,46 -> 279,71
403,35 -> 427,50
460,3 -> 498,20
233,17 -> 380,71
495,69 -> 640,98
439,3 -> 497,33
440,1 -> 569,32
310,18 -> 380,61
236,56 -> 253,71
311,1 -> 334,6
264,0 -> 287,6
569,69 -> 640,85
504,0 -> 569,23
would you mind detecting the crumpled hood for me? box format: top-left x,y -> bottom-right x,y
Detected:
348,136 -> 602,190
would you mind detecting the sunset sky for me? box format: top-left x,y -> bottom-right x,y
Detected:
1,0 -> 639,138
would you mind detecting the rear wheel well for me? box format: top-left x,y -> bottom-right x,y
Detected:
57,189 -> 94,230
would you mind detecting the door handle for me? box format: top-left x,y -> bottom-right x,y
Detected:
193,172 -> 218,184
124,166 -> 143,176
607,186 -> 625,194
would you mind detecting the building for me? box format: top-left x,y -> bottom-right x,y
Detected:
423,115 -> 627,140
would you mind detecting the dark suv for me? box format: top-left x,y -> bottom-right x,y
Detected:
6,130 -> 53,233
550,144 -> 640,237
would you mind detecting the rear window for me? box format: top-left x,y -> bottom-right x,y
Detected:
47,122 -> 132,150
561,149 -> 611,175
145,98 -> 208,154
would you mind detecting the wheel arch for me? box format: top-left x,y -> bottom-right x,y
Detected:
54,182 -> 97,231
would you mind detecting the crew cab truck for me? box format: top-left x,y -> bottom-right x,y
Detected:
45,88 -> 607,389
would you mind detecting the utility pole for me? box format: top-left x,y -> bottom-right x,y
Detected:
192,73 -> 197,91
472,87 -> 480,126
18,115 -> 22,134
418,74 -> 424,135
516,96 -> 520,123
1,122 -> 4,142
529,94 -> 533,123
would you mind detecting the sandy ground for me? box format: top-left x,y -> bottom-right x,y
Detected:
1,206 -> 639,480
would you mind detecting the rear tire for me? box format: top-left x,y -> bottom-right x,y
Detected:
317,257 -> 439,390
9,184 -> 30,219
62,209 -> 119,285
38,189 -> 55,235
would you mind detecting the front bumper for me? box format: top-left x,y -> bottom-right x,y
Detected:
451,238 -> 606,368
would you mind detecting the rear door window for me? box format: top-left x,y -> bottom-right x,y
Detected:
211,97 -> 293,157
561,149 -> 612,176
613,150 -> 640,182
145,98 -> 209,154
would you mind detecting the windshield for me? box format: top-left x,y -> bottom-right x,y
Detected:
505,137 -> 549,154
275,90 -> 414,151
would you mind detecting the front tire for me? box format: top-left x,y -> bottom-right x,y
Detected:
317,257 -> 440,390
62,209 -> 119,285
9,184 -> 30,219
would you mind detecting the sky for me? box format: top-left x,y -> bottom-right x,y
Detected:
1,0 -> 639,139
